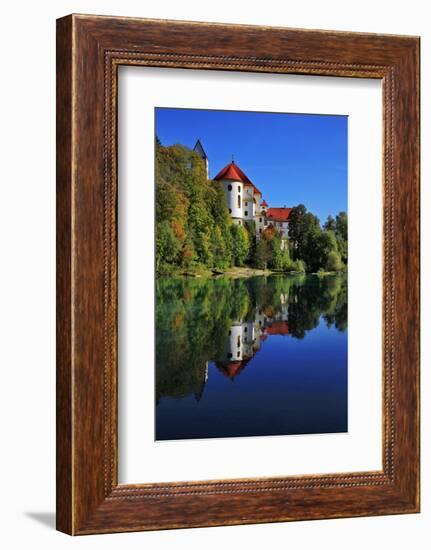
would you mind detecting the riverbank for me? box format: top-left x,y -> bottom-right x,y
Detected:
157,266 -> 344,279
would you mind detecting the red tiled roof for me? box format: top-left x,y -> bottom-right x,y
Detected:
214,161 -> 262,195
266,207 -> 292,221
215,357 -> 252,379
219,361 -> 243,378
266,321 -> 289,335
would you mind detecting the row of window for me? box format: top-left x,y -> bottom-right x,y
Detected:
228,328 -> 247,335
227,184 -> 241,193
226,209 -> 263,224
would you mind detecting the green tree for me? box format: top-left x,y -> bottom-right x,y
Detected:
155,143 -> 234,273
210,226 -> 227,268
231,224 -> 250,266
156,220 -> 181,271
335,211 -> 348,264
268,235 -> 283,270
288,204 -> 321,266
254,238 -> 272,269
310,230 -> 338,272
326,250 -> 343,271
323,215 -> 336,231
335,211 -> 348,241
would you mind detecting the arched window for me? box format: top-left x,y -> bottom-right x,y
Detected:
229,208 -> 232,214
237,195 -> 241,208
227,184 -> 232,191
245,211 -> 248,217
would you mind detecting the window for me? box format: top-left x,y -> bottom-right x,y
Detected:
259,217 -> 262,222
237,195 -> 241,208
245,202 -> 248,206
259,228 -> 262,234
228,352 -> 232,359
237,352 -> 241,358
237,335 -> 241,348
238,186 -> 241,193
244,327 -> 247,333
229,208 -> 232,214
227,184 -> 232,191
245,210 -> 248,216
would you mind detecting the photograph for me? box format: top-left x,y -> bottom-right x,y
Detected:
155,107 -> 348,440
0,0 -> 423,544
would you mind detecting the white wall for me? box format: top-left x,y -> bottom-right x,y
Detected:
221,178 -> 244,218
0,0 -> 428,549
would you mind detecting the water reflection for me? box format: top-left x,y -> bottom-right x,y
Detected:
155,274 -> 347,440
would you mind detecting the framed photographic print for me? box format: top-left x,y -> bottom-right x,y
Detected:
56,14 -> 420,534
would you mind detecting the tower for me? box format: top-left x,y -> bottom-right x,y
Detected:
193,139 -> 209,178
213,161 -> 245,224
214,160 -> 266,234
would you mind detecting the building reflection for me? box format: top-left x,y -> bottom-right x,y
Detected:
156,274 -> 347,405
214,292 -> 291,381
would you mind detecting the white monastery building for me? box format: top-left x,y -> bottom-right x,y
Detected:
193,139 -> 292,243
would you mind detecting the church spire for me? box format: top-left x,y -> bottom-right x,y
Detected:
193,139 -> 209,178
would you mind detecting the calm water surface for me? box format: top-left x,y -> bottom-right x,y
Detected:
155,274 -> 347,440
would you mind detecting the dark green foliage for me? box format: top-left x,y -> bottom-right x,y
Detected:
253,238 -> 272,269
334,211 -> 348,264
326,249 -> 343,272
287,274 -> 347,338
335,211 -> 348,241
289,204 -> 348,272
288,204 -> 320,265
323,214 -> 336,231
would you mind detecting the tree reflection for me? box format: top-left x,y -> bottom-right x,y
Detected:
155,274 -> 347,403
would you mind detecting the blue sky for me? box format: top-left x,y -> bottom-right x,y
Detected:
155,108 -> 347,224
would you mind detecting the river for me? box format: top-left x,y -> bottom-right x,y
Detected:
155,274 -> 347,440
